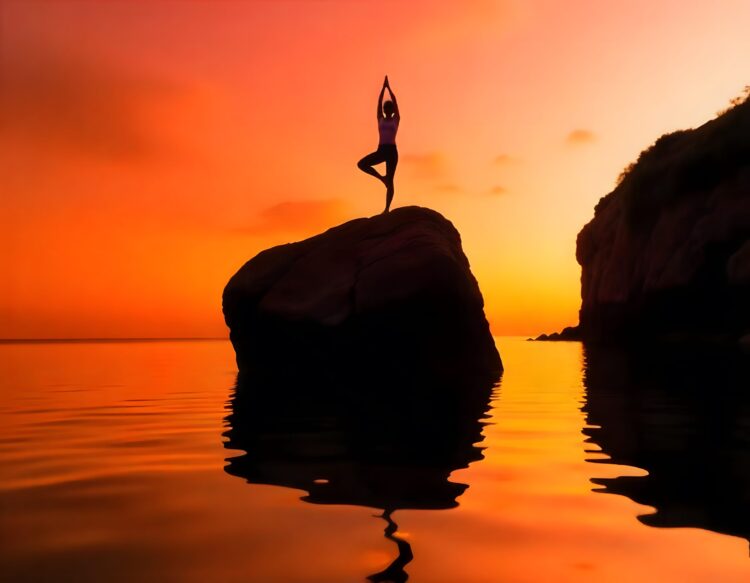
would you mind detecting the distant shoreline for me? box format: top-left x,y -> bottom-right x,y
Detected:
0,335 -> 536,345
0,337 -> 229,345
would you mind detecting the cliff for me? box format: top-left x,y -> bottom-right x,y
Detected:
561,96 -> 750,343
222,206 -> 502,381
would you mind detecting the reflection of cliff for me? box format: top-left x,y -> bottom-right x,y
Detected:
223,366 -> 497,581
582,344 -> 750,542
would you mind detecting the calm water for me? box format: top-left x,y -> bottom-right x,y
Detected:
1,337 -> 749,582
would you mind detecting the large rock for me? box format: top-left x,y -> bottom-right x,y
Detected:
574,97 -> 750,342
223,206 -> 502,380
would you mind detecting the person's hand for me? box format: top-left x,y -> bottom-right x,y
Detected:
384,75 -> 390,88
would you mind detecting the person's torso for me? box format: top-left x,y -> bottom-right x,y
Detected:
378,117 -> 399,145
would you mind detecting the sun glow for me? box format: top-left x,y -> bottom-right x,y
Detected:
2,0 -> 750,338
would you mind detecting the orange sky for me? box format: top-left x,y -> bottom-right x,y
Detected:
2,0 -> 749,338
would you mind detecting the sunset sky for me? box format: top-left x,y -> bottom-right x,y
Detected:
2,0 -> 749,338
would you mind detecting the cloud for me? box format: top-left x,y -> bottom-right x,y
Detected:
489,185 -> 508,195
0,46 -> 184,161
493,154 -> 520,165
565,129 -> 596,145
399,151 -> 446,180
248,199 -> 348,236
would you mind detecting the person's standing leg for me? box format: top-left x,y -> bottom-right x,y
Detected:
383,147 -> 398,213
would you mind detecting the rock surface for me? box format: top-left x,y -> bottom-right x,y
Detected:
563,97 -> 750,343
223,206 -> 502,379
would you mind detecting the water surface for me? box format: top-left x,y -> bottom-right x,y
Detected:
1,338 -> 748,582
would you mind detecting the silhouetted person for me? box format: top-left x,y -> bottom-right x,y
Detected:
358,75 -> 400,213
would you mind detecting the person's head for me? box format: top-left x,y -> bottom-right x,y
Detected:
383,100 -> 395,117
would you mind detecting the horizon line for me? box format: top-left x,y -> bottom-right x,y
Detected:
0,337 -> 229,345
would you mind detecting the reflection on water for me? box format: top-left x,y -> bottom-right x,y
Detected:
582,343 -> 750,544
2,338 -> 750,582
223,367 -> 497,582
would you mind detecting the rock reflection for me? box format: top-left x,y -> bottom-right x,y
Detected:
582,344 -> 750,543
224,366 -> 498,581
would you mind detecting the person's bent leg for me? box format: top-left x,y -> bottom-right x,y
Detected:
358,150 -> 387,183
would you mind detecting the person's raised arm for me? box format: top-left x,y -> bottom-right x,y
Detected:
377,77 -> 387,119
385,76 -> 400,120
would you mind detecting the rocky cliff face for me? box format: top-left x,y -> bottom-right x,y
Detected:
575,97 -> 750,343
223,206 -> 501,381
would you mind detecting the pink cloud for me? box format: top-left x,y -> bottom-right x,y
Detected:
0,46 -> 183,161
565,129 -> 597,145
248,199 -> 349,236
